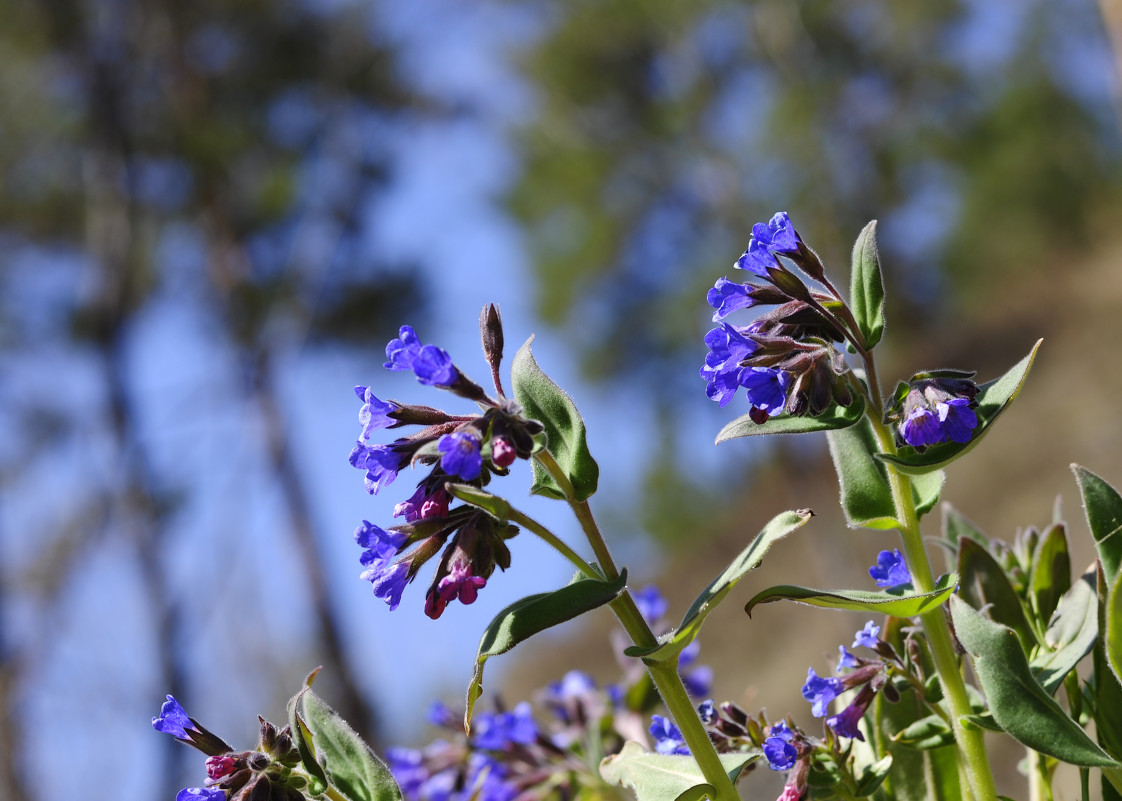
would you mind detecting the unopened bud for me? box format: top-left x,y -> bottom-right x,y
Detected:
206,755 -> 239,780
480,304 -> 504,367
247,751 -> 271,772
491,437 -> 516,468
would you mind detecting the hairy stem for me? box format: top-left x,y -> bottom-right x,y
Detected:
533,451 -> 740,801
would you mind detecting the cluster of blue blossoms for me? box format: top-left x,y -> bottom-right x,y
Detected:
703,212 -> 981,449
348,308 -> 544,619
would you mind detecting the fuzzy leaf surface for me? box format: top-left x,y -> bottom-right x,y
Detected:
511,335 -> 599,500
1030,568 -> 1098,694
1030,523 -> 1072,625
1074,465 -> 1122,584
715,397 -> 864,444
599,741 -> 756,801
744,572 -> 957,618
466,571 -> 626,729
849,219 -> 885,349
878,340 -> 1042,475
624,510 -> 813,662
949,596 -> 1119,767
957,537 -> 1034,653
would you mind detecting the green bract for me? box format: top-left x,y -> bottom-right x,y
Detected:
744,571 -> 958,617
849,219 -> 886,350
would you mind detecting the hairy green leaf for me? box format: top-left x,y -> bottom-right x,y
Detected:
715,397 -> 864,444
444,483 -> 512,520
599,741 -> 757,801
1074,465 -> 1122,585
849,219 -> 885,349
744,572 -> 957,618
1030,568 -> 1098,694
624,510 -> 813,662
511,335 -> 599,500
941,503 -> 988,549
957,537 -> 1034,654
1030,523 -> 1072,624
466,571 -> 626,729
878,340 -> 1042,475
950,596 -> 1119,767
1109,568 -> 1122,689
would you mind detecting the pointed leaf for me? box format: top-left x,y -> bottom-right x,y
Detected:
942,503 -> 988,549
956,537 -> 1034,653
511,335 -> 599,500
296,687 -> 402,801
466,571 -> 627,728
1030,568 -> 1098,694
287,682 -> 329,795
624,510 -> 813,662
878,340 -> 1042,475
1096,563 -> 1122,765
827,415 -> 943,529
715,397 -> 864,444
599,741 -> 756,801
1074,465 -> 1122,585
1029,522 -> 1072,629
892,714 -> 954,750
949,596 -> 1119,767
849,219 -> 885,349
444,483 -> 512,521
744,572 -> 957,618
854,754 -> 893,796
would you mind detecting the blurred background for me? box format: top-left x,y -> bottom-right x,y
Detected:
2,0 -> 1122,799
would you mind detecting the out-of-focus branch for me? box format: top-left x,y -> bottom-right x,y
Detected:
1098,0 -> 1122,129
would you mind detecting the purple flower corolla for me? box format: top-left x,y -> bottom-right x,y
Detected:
177,790 -> 225,801
437,561 -> 487,606
463,755 -> 518,801
356,521 -> 407,568
438,432 -> 482,481
740,367 -> 790,414
633,585 -> 668,624
153,695 -> 193,739
802,668 -> 843,717
386,747 -> 427,797
547,671 -> 597,702
735,212 -> 800,277
697,699 -> 717,724
349,441 -> 408,494
707,277 -> 756,321
472,702 -> 538,749
837,646 -> 858,671
394,485 -> 450,523
900,406 -> 943,448
938,397 -> 978,443
853,621 -> 880,649
682,664 -> 713,698
700,322 -> 758,406
869,549 -> 911,588
762,721 -> 797,771
354,386 -> 398,439
385,325 -> 459,387
362,560 -> 410,610
385,325 -> 423,371
649,715 -> 690,755
426,700 -> 455,728
827,703 -> 866,741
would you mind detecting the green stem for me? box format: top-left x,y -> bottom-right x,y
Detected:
533,451 -> 741,801
867,416 -> 998,801
504,506 -> 601,580
324,785 -> 349,801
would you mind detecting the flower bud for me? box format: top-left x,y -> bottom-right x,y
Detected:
491,437 -> 516,468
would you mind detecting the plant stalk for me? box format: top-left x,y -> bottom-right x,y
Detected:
533,451 -> 741,801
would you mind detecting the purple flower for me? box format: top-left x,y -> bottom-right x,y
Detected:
206,755 -> 237,780
349,441 -> 408,494
735,212 -> 800,277
356,520 -> 407,567
900,406 -> 943,448
438,432 -> 482,481
385,325 -> 424,371
801,668 -> 843,717
152,695 -> 193,739
426,700 -> 455,728
740,367 -> 790,414
633,585 -> 668,624
837,646 -> 858,671
700,323 -> 759,406
827,702 -> 867,741
649,715 -> 690,755
853,621 -> 880,649
386,747 -> 427,797
547,671 -> 597,702
762,721 -> 797,771
354,386 -> 398,439
698,699 -> 717,724
938,397 -> 978,443
384,325 -> 459,387
362,560 -> 410,610
177,790 -> 225,801
436,561 -> 487,606
472,702 -> 538,749
707,277 -> 756,321
869,549 -> 911,588
394,485 -> 451,523
682,664 -> 713,698
464,754 -> 518,801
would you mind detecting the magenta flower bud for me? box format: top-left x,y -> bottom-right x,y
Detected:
206,755 -> 238,780
491,437 -> 516,468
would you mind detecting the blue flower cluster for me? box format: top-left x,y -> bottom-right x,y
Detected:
893,376 -> 981,450
348,315 -> 542,619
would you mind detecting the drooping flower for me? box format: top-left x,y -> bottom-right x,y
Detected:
152,695 -> 194,739
362,560 -> 411,610
740,367 -> 790,415
869,549 -> 911,588
649,715 -> 690,755
436,561 -> 487,606
900,406 -> 943,448
762,721 -> 797,771
801,668 -> 843,717
385,325 -> 424,371
356,521 -> 407,567
826,703 -> 866,741
938,397 -> 978,443
707,276 -> 757,321
176,789 -> 225,801
735,212 -> 800,277
837,646 -> 858,671
852,621 -> 880,649
700,322 -> 759,406
349,441 -> 410,495
385,325 -> 459,387
438,432 -> 483,481
354,386 -> 399,439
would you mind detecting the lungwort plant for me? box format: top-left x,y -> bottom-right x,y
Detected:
154,213 -> 1122,801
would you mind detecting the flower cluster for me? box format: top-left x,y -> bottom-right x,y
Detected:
152,697 -> 306,801
888,373 -> 981,450
702,212 -> 853,423
348,308 -> 545,619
